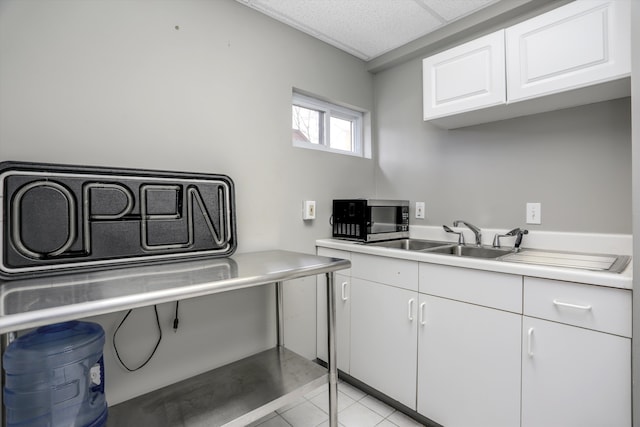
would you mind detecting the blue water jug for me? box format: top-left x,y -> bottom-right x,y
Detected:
3,321 -> 108,427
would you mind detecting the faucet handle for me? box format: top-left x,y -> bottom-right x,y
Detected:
443,225 -> 465,245
493,228 -> 529,250
493,228 -> 518,248
514,228 -> 529,251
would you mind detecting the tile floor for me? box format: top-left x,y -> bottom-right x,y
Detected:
248,381 -> 426,427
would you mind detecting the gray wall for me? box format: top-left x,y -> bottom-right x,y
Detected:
631,0 -> 639,425
374,58 -> 632,234
0,0 -> 374,403
0,0 -> 375,255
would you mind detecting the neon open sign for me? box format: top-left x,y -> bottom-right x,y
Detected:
1,162 -> 236,279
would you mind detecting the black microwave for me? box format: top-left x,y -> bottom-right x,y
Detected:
332,199 -> 409,242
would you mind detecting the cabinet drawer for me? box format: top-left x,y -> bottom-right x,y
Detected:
524,277 -> 631,337
351,253 -> 418,291
419,263 -> 522,313
317,247 -> 351,276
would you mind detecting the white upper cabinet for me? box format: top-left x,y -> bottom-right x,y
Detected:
506,0 -> 630,102
422,30 -> 506,120
423,0 -> 631,129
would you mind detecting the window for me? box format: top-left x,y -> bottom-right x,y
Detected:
292,91 -> 365,156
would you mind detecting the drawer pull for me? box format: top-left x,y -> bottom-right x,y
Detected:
341,282 -> 349,301
408,299 -> 415,321
419,302 -> 426,326
527,327 -> 534,357
553,300 -> 592,311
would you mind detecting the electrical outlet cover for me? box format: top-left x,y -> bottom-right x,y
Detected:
415,202 -> 425,219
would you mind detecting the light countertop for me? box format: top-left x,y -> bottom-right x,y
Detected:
316,238 -> 632,290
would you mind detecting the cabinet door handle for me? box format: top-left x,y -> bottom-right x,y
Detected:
408,299 -> 415,321
341,282 -> 348,301
419,302 -> 426,326
527,327 -> 534,357
553,299 -> 592,311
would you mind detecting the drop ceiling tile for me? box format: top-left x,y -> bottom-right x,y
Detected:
241,0 -> 442,60
237,0 -> 503,60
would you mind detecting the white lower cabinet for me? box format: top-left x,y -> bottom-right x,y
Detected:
417,294 -> 521,427
522,317 -> 631,427
316,248 -> 351,373
522,277 -> 632,427
350,277 -> 418,409
417,263 -> 522,427
315,247 -> 632,426
317,272 -> 351,373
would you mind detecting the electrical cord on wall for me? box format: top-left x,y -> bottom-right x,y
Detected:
112,305 -> 163,372
112,301 -> 181,371
173,301 -> 180,332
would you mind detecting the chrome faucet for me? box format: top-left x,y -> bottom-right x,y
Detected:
493,228 -> 529,252
453,220 -> 482,246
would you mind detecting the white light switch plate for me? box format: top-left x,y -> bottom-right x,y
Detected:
303,200 -> 316,220
526,202 -> 541,224
415,202 -> 425,219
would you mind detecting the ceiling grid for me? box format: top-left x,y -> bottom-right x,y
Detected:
236,0 -> 500,60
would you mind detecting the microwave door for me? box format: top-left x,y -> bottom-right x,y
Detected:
369,206 -> 399,234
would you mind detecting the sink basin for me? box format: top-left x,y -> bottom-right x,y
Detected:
365,239 -> 510,259
427,245 -> 513,259
366,239 -> 450,251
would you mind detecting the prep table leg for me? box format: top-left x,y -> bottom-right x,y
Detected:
275,281 -> 284,347
2,332 -> 16,427
326,272 -> 338,427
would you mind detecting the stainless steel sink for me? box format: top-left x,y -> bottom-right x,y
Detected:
366,239 -> 509,259
363,239 -> 630,272
366,239 -> 450,251
427,245 -> 513,259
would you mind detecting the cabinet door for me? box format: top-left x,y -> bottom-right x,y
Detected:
316,273 -> 351,373
522,317 -> 631,427
350,278 -> 418,409
423,30 -> 506,120
417,295 -> 521,427
506,0 -> 630,102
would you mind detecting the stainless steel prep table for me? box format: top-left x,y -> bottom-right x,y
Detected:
0,250 -> 350,427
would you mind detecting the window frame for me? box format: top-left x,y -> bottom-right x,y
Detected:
292,91 -> 364,157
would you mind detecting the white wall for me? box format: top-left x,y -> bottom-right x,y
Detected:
373,56 -> 632,234
0,0 -> 375,404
